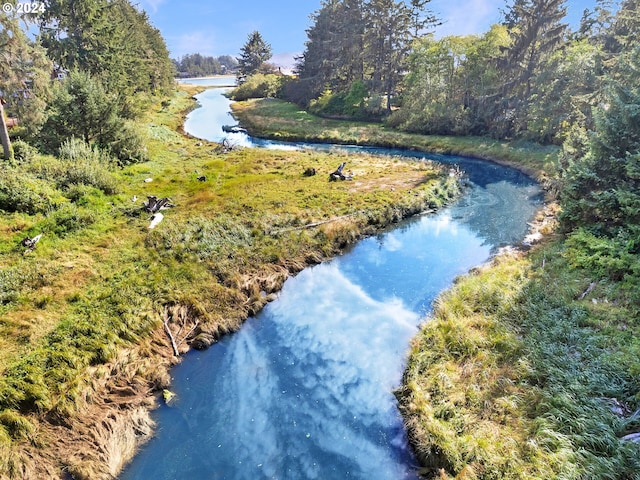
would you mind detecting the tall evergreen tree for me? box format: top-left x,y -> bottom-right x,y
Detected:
497,0 -> 568,137
605,0 -> 640,54
39,0 -> 174,111
236,31 -> 272,84
0,12 -> 51,159
295,0 -> 366,95
408,0 -> 440,37
365,0 -> 414,109
560,44 -> 640,235
293,0 -> 342,103
293,0 -> 437,111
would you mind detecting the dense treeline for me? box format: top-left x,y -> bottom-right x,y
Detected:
173,53 -> 238,78
285,0 -> 438,117
279,0 -> 636,149
390,0 -> 638,145
0,0 -> 174,163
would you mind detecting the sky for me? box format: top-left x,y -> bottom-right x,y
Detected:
141,0 -> 599,69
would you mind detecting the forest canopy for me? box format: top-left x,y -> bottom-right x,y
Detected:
1,0 -> 175,162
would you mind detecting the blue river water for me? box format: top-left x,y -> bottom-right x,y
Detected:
120,79 -> 542,480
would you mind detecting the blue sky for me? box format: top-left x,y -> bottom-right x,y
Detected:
141,0 -> 598,68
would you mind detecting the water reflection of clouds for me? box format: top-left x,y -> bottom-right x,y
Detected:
239,262 -> 421,477
381,232 -> 403,252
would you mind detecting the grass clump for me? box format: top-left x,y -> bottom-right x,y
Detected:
146,215 -> 254,261
0,167 -> 62,214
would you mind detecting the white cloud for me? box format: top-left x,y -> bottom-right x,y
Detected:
141,0 -> 167,14
270,52 -> 300,73
170,31 -> 219,58
431,0 -> 502,37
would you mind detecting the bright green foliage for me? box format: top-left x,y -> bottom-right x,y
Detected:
41,70 -> 148,163
389,34 -> 482,134
308,80 -> 370,117
39,0 -> 174,103
228,74 -> 286,101
236,31 -> 273,84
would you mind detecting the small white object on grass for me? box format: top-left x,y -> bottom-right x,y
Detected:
148,212 -> 164,229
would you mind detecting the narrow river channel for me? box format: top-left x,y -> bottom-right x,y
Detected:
120,78 -> 542,480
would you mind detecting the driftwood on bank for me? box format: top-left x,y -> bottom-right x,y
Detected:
162,306 -> 199,357
21,233 -> 42,252
329,162 -> 353,181
143,196 -> 175,214
222,124 -> 247,134
269,213 -> 357,236
579,281 -> 597,300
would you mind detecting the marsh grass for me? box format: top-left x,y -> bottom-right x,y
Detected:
399,244 -> 640,479
0,84 -> 464,477
231,98 -> 559,179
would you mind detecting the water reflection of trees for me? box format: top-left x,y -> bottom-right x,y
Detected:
451,181 -> 542,248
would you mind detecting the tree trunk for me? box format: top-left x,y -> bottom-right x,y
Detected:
0,100 -> 11,161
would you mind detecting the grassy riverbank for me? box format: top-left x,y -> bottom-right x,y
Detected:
233,97 -> 640,478
398,241 -> 640,479
0,87 -> 461,479
231,98 -> 559,180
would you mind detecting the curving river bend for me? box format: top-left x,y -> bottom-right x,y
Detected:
120,78 -> 542,480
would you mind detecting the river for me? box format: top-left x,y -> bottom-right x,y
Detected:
120,80 -> 542,480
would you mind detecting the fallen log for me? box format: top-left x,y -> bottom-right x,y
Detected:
328,162 -> 353,181
329,162 -> 346,181
143,196 -> 175,213
579,281 -> 597,300
21,233 -> 42,252
222,124 -> 247,134
163,306 -> 200,357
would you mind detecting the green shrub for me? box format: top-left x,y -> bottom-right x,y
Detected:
45,203 -> 97,237
10,140 -> 38,165
564,228 -> 640,282
27,138 -> 118,195
229,74 -> 284,101
309,81 -> 373,119
309,88 -> 346,116
0,267 -> 24,305
107,120 -> 149,165
0,167 -> 61,214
